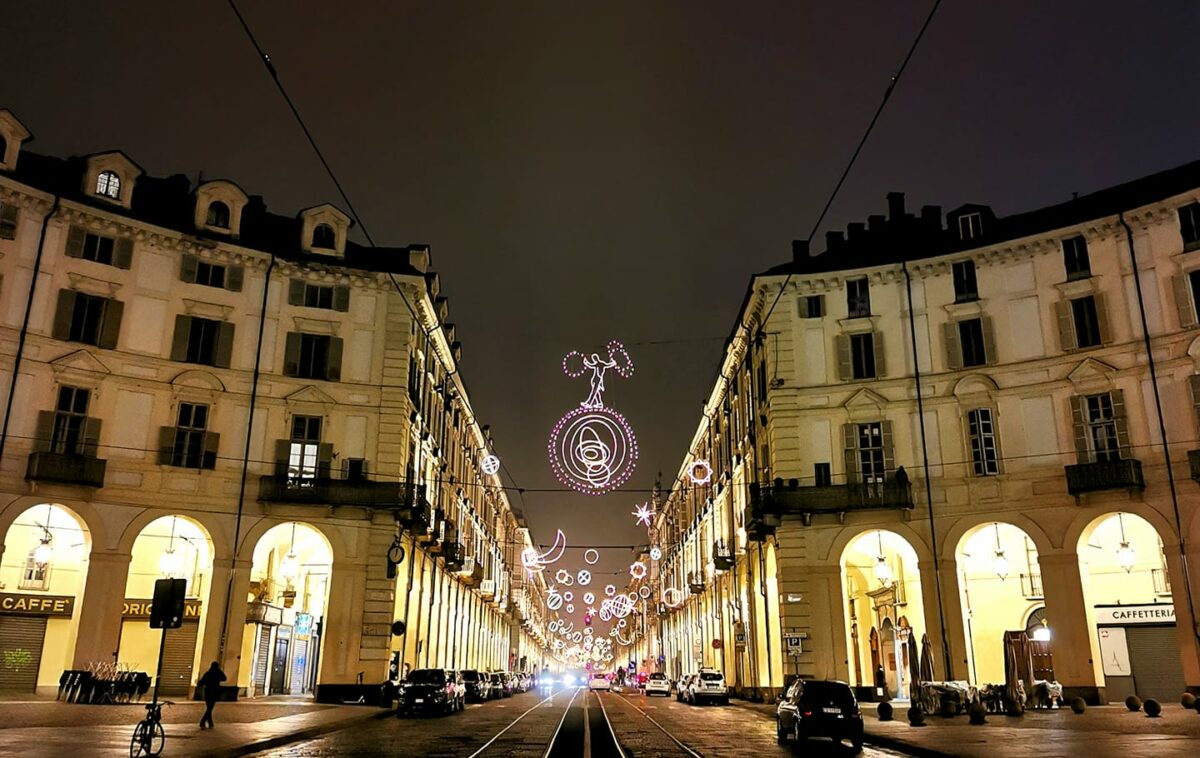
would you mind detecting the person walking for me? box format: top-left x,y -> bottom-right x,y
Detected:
197,662 -> 227,729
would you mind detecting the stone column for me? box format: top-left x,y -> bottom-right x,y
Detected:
199,557 -> 252,685
807,564 -> 850,682
1169,543 -> 1200,694
1037,551 -> 1101,703
71,551 -> 132,668
317,560 -> 369,685
917,558 -> 969,682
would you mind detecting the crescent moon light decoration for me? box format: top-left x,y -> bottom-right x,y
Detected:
522,529 -> 567,573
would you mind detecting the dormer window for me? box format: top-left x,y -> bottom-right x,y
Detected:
96,171 -> 121,200
0,136 -> 7,165
958,212 -> 983,241
206,201 -> 231,229
312,223 -> 336,249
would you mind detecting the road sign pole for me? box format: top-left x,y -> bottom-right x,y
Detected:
151,626 -> 167,706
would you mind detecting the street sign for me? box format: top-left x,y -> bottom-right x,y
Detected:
784,633 -> 804,656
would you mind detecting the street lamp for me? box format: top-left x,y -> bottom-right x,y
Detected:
873,531 -> 892,585
1116,514 -> 1136,573
280,523 -> 301,583
33,505 -> 54,567
991,524 -> 1010,581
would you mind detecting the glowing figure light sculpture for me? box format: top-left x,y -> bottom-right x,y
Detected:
549,340 -> 638,495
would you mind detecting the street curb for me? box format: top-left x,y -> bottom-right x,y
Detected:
193,707 -> 393,758
863,731 -> 958,758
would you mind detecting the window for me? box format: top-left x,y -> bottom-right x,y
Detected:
205,201 -> 231,229
958,213 -> 983,241
65,226 -> 132,269
288,415 -> 322,484
179,253 -> 243,291
967,408 -> 999,476
1083,393 -> 1121,462
168,402 -> 217,469
952,260 -> 978,302
959,318 -> 987,367
850,333 -> 876,379
344,458 -> 368,481
846,278 -> 870,317
195,260 -> 226,288
1071,296 -> 1103,348
312,223 -> 336,249
1062,236 -> 1091,280
50,386 -> 90,455
283,332 -> 343,381
20,550 -> 51,591
856,423 -> 886,483
0,202 -> 17,240
95,170 -> 121,199
814,462 -> 832,487
171,315 -> 234,368
52,290 -> 123,348
288,279 -> 349,311
1180,203 -> 1200,251
800,295 -> 824,318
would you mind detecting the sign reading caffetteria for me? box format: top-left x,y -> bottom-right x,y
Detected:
0,593 -> 75,617
1095,604 -> 1176,625
122,598 -> 202,620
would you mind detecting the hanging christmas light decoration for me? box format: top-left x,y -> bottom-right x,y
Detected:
480,454 -> 501,476
566,603 -> 575,613
991,524 -> 1010,581
583,548 -> 600,565
522,529 -> 567,572
649,546 -> 662,561
583,592 -> 595,605
564,591 -> 574,602
549,340 -> 638,494
638,586 -> 652,599
662,587 -> 683,608
632,503 -> 654,527
605,584 -> 616,597
555,569 -> 573,585
576,570 -> 592,586
687,459 -> 713,485
547,588 -> 564,611
629,561 -> 647,580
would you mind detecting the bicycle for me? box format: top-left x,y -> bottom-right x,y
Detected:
130,700 -> 172,757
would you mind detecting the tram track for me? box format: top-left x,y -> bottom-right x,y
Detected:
602,690 -> 705,757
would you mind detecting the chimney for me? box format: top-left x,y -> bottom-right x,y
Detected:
846,222 -> 866,243
791,239 -> 809,262
887,192 -> 905,221
867,214 -> 886,233
825,231 -> 844,251
920,205 -> 942,231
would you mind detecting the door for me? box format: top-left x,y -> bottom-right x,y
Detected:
0,616 -> 47,692
1126,625 -> 1186,701
1028,639 -> 1055,682
158,622 -> 199,697
270,629 -> 291,694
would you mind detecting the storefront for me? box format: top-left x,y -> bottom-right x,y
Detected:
0,593 -> 75,692
1095,604 -> 1184,702
117,598 -> 202,697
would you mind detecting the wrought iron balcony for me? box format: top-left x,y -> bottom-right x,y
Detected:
751,479 -> 913,524
257,474 -> 411,507
1019,572 -> 1044,600
443,541 -> 465,570
1189,450 -> 1200,483
456,557 -> 484,587
26,452 -> 106,488
1064,458 -> 1144,496
688,571 -> 705,594
421,509 -> 446,551
479,578 -> 497,600
712,540 -> 734,571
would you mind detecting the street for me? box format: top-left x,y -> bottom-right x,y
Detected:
252,685 -> 907,758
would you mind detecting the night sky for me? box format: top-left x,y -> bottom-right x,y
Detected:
3,1 -> 1198,630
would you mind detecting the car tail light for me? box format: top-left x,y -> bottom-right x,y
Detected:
803,711 -> 812,717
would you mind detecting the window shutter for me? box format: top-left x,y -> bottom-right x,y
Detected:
288,279 -> 305,306
170,315 -> 191,362
836,335 -> 851,381
317,442 -> 334,478
274,439 -> 291,477
52,289 -> 75,341
33,410 -> 55,452
202,432 -> 220,469
283,332 -> 301,376
881,419 -> 895,475
158,426 -> 176,465
842,424 -> 858,483
65,225 -> 86,258
214,322 -> 235,369
113,238 -> 134,269
943,321 -> 962,370
333,285 -> 351,312
1172,275 -> 1196,328
1069,396 -> 1089,464
990,409 -> 1004,475
1110,389 -> 1132,458
1190,374 -> 1200,417
872,331 -> 886,377
326,336 -> 344,381
225,265 -> 244,292
1094,293 -> 1112,344
1055,301 -> 1076,351
180,253 -> 199,283
981,316 -> 997,365
82,417 -> 102,458
98,298 -> 123,349
0,203 -> 17,239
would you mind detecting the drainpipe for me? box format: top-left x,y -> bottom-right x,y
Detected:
1118,212 -> 1199,647
759,539 -> 774,697
901,259 -> 954,680
0,195 -> 60,462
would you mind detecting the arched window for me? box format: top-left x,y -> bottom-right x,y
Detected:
0,135 -> 9,162
206,201 -> 231,229
96,170 -> 121,199
312,223 -> 336,249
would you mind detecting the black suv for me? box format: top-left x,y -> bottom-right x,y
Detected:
398,668 -> 465,716
776,679 -> 863,752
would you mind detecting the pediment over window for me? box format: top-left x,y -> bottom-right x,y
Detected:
843,387 -> 888,419
49,349 -> 110,385
951,373 -> 999,401
1066,357 -> 1117,391
298,204 -> 351,257
194,180 -> 249,237
170,369 -> 226,393
285,385 -> 336,409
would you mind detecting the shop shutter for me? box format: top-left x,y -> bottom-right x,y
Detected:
1126,625 -> 1186,701
225,264 -> 244,292
157,621 -> 199,697
289,637 -> 309,695
1172,275 -> 1197,328
0,616 -> 47,692
253,625 -> 272,696
180,253 -> 199,283
98,298 -> 123,349
943,321 -> 962,370
1055,301 -> 1076,351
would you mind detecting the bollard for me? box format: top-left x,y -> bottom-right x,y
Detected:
1143,699 -> 1161,718
877,701 -> 894,721
907,705 -> 926,726
1125,695 -> 1142,712
1070,697 -> 1087,714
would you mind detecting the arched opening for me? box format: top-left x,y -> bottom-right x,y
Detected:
955,522 -> 1043,686
0,135 -> 9,162
95,170 -> 121,199
841,530 -> 926,700
240,522 -> 332,697
205,201 -> 231,229
0,503 -> 92,693
1077,512 -> 1184,702
311,223 -> 336,250
118,516 -> 213,697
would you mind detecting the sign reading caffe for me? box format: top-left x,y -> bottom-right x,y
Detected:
0,592 -> 75,617
122,598 -> 202,620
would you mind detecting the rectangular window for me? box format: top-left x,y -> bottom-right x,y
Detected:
65,225 -> 132,269
952,260 -> 978,302
20,552 -> 51,591
288,279 -> 350,311
1085,393 -> 1120,462
304,284 -> 335,309
288,415 -> 322,484
1190,270 -> 1200,324
53,290 -> 122,348
850,333 -> 876,379
1063,236 -> 1091,280
814,462 -> 832,487
81,233 -> 115,265
171,403 -> 210,468
958,213 -> 983,240
846,279 -> 870,318
967,408 -> 999,476
51,386 -> 89,456
1071,296 -> 1103,348
959,318 -> 987,367
298,334 -> 330,379
345,458 -> 368,480
856,422 -> 886,484
283,332 -> 342,381
195,260 -> 226,288
186,317 -> 221,365
1180,203 -> 1200,251
0,202 -> 17,240
68,292 -> 106,345
800,295 -> 824,318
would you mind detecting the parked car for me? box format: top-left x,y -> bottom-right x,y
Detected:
462,669 -> 490,702
515,672 -> 531,692
489,671 -> 512,698
676,673 -> 696,702
397,668 -> 464,716
776,679 -> 863,753
589,672 -> 611,691
687,668 -> 728,705
645,672 -> 671,697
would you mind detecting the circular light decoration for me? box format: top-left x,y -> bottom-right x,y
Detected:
638,586 -> 652,599
687,459 -> 713,485
564,591 -> 574,602
549,341 -> 638,495
627,592 -> 640,605
605,584 -> 616,597
649,546 -> 662,561
583,548 -> 600,565
661,587 -> 683,608
547,590 -> 563,611
480,454 -> 501,476
576,570 -> 592,586
583,592 -> 595,605
618,618 -> 627,629
599,606 -> 613,622
555,569 -> 572,585
522,530 -> 567,573
629,561 -> 647,580
611,594 -> 634,618
566,603 -> 575,613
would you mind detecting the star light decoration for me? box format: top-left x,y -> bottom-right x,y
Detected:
629,561 -> 647,580
632,503 -> 654,527
687,459 -> 713,485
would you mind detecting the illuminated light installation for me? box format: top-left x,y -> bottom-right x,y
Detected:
604,584 -> 616,597
629,561 -> 647,580
638,586 -> 652,599
576,570 -> 592,586
649,546 -> 662,561
587,605 -> 597,615
549,340 -> 638,495
614,629 -> 634,646
480,454 -> 501,476
632,502 -> 654,527
522,529 -> 567,572
687,459 -> 713,485
662,587 -> 684,608
583,548 -> 600,565
547,589 -> 563,611
566,604 -> 575,613
564,591 -> 574,602
584,592 -> 595,605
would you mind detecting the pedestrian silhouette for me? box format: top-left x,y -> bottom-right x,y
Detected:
197,662 -> 227,729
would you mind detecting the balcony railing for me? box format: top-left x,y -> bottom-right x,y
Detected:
1019,572 -> 1044,600
1189,450 -> 1200,483
1152,568 -> 1172,597
457,557 -> 484,587
688,572 -> 705,594
26,452 -> 106,488
1064,458 -> 1144,496
258,474 -> 413,507
712,541 -> 734,571
443,541 -> 465,570
751,479 -> 914,524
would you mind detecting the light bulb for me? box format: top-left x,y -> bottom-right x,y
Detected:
873,556 -> 892,584
159,547 -> 184,578
33,538 -> 53,567
992,550 -> 1010,581
1117,541 -> 1135,573
280,551 -> 301,582
1032,622 -> 1051,642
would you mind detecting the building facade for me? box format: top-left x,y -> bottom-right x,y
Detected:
629,161 -> 1200,705
0,109 -> 548,698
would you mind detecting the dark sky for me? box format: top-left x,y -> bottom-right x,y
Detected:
4,1 -> 1198,631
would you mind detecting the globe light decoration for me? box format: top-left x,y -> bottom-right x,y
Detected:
549,340 -> 638,495
547,588 -> 564,611
480,454 -> 501,476
649,546 -> 662,561
687,459 -> 713,485
584,592 -> 595,605
576,570 -> 592,586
